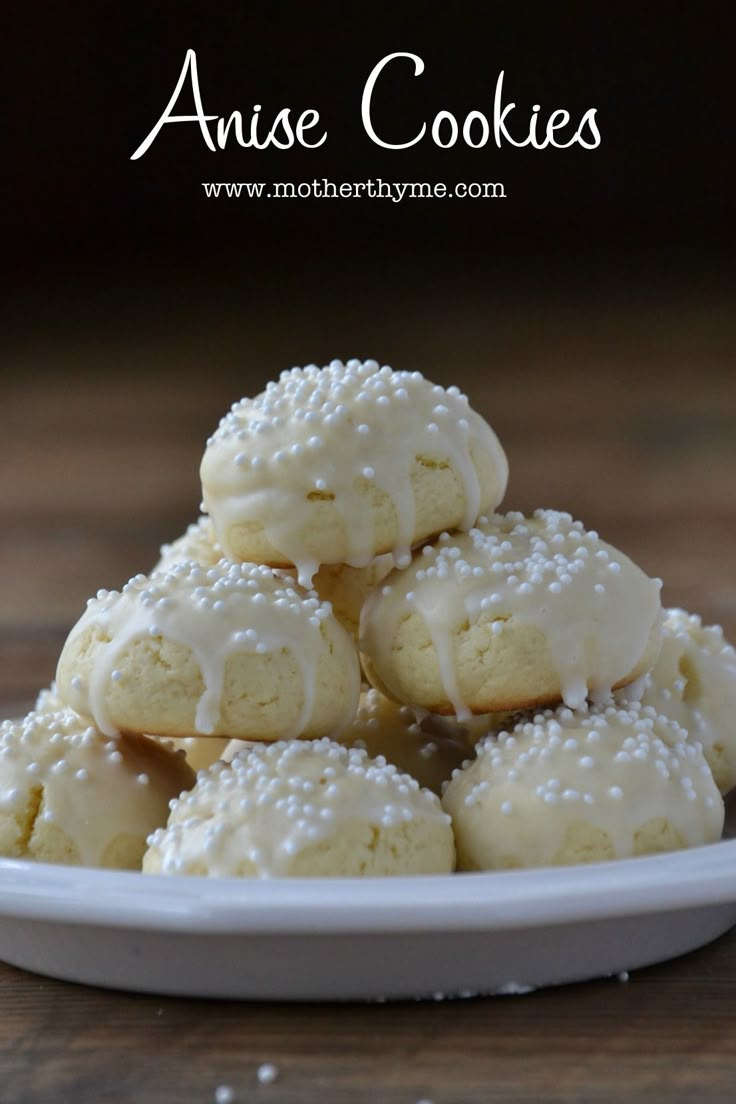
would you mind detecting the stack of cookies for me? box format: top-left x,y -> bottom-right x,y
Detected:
4,359 -> 735,876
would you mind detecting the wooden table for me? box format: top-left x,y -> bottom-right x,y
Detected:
2,283 -> 735,1102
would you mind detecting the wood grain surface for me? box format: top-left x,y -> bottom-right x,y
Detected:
1,284 -> 735,1102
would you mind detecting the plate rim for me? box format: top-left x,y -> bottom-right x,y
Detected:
2,835 -> 736,936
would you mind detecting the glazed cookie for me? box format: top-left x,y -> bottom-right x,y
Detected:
226,689 -> 476,796
56,560 -> 361,742
200,359 -> 508,586
0,709 -> 195,868
360,510 -> 662,717
635,608 -> 736,794
143,738 -> 455,877
155,516 -> 393,641
442,702 -> 723,871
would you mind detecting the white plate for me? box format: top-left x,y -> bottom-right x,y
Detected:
1,803 -> 736,1000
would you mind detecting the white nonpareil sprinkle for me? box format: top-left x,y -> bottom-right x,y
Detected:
150,736 -> 449,876
87,559 -> 335,632
256,1062 -> 279,1085
199,360 -> 508,586
214,1086 -> 234,1104
451,699 -> 723,851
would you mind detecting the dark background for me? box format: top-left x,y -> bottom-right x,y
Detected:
2,1 -> 735,706
5,1 -> 733,293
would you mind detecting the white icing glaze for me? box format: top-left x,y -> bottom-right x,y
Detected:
360,509 -> 663,717
634,608 -> 736,793
200,359 -> 508,585
58,559 -> 360,739
144,738 -> 452,877
443,701 -> 724,868
0,710 -> 194,867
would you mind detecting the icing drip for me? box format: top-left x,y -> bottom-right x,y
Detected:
59,560 -> 359,739
361,510 -> 663,715
200,359 -> 508,585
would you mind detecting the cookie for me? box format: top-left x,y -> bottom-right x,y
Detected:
635,608 -> 736,794
56,559 -> 361,742
0,709 -> 195,869
154,516 -> 393,641
442,702 -> 723,870
200,359 -> 508,586
143,738 -> 455,877
360,510 -> 662,717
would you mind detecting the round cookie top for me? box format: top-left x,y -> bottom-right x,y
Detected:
143,737 -> 455,878
637,608 -> 736,794
200,359 -> 508,585
442,701 -> 724,871
56,559 -> 361,741
0,709 -> 195,868
360,509 -> 663,717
